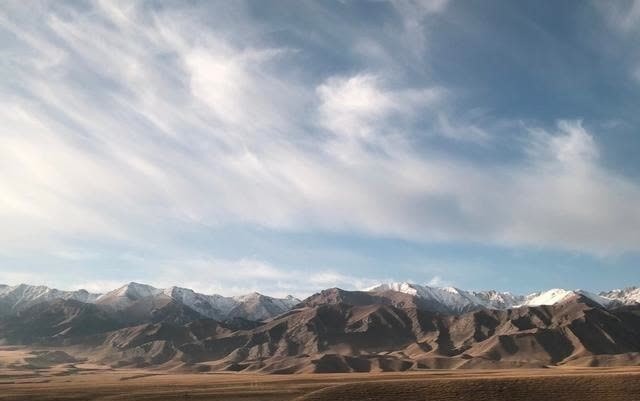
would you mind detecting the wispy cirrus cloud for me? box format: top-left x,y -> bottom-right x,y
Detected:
1,1 -> 640,294
72,258 -> 385,298
1,1 -> 640,255
595,0 -> 640,85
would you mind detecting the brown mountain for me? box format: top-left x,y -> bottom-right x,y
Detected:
175,294 -> 640,372
1,289 -> 639,373
0,299 -> 120,344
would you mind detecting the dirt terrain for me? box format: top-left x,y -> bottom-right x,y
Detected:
1,347 -> 639,401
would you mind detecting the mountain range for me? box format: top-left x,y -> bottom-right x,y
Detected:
0,282 -> 300,322
0,282 -> 639,373
2,282 -> 638,319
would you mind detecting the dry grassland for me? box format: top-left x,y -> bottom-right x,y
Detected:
1,348 -> 639,401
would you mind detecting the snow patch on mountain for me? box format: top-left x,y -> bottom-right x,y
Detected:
521,288 -> 611,307
228,292 -> 301,320
2,281 -> 637,320
162,286 -> 237,320
368,282 -> 506,313
368,282 -> 618,312
0,284 -> 10,295
521,288 -> 575,306
473,290 -> 525,309
0,284 -> 100,313
96,282 -> 162,309
95,283 -> 300,321
600,287 -> 640,305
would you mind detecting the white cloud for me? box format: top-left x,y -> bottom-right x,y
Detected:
316,73 -> 442,141
307,270 -> 382,291
317,74 -> 395,139
63,258 -> 384,298
427,275 -> 449,287
527,120 -> 598,164
549,120 -> 599,163
1,0 -> 640,279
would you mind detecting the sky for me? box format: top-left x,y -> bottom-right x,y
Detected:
1,0 -> 639,298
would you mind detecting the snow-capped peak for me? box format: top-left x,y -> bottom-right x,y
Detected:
225,292 -> 301,321
233,292 -> 263,302
368,282 -> 487,313
100,282 -> 161,300
90,282 -> 302,321
281,295 -> 301,308
160,286 -> 237,320
367,282 -> 419,296
95,282 -> 163,309
599,287 -> 640,305
2,281 -> 637,322
522,288 -> 575,306
367,282 -> 620,312
0,283 -> 101,312
521,288 -> 610,307
0,284 -> 10,295
473,290 -> 524,309
442,286 -> 461,294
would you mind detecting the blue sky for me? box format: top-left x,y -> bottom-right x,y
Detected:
1,0 -> 639,297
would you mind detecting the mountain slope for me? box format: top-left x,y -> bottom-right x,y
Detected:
368,282 -> 529,313
96,282 -> 162,310
162,286 -> 237,320
368,283 -> 485,314
4,282 -> 637,323
1,288 -> 640,372
472,290 -> 525,309
95,283 -> 300,322
0,284 -> 100,316
0,282 -> 301,322
171,296 -> 640,372
228,292 -> 300,321
0,299 -> 119,344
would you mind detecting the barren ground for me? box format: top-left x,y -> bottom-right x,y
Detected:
1,347 -> 639,401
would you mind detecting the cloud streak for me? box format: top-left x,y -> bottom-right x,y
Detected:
1,0 -> 640,289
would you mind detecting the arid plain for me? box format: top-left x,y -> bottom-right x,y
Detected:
2,347 -> 640,401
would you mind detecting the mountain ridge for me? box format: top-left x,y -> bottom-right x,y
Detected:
0,282 -> 301,322
1,282 -> 638,321
1,282 -> 640,373
2,291 -> 639,373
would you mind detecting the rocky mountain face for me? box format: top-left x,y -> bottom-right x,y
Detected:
0,283 -> 639,373
0,282 -> 300,322
0,299 -> 120,344
0,284 -> 99,316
